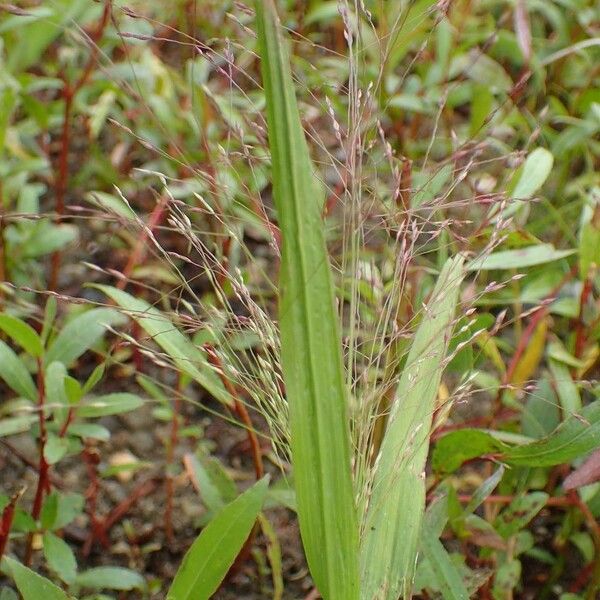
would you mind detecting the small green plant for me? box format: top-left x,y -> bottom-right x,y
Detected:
0,300 -> 146,596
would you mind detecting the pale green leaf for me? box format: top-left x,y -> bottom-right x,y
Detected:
0,340 -> 37,401
256,2 -> 360,598
467,244 -> 575,271
361,256 -> 464,600
1,557 -> 73,600
512,148 -> 554,200
167,477 -> 269,600
43,532 -> 77,584
45,308 -> 125,367
92,286 -> 230,407
75,567 -> 144,591
77,393 -> 144,418
0,314 -> 43,357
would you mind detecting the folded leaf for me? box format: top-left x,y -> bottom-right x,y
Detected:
361,255 -> 465,600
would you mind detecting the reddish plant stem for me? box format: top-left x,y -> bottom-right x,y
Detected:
24,359 -> 51,566
102,477 -> 159,532
49,0 -> 112,290
0,440 -> 64,489
116,195 -> 168,290
114,195 -> 168,373
203,345 -> 264,480
82,445 -> 109,556
0,489 -> 24,561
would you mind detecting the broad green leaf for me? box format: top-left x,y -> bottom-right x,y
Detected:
43,532 -> 77,584
39,492 -> 86,532
255,2 -> 360,598
68,423 -> 110,441
0,314 -> 43,357
184,454 -> 226,514
420,524 -> 470,600
167,476 -> 269,600
77,393 -> 144,418
361,256 -> 464,600
467,244 -> 575,271
45,308 -> 125,367
521,378 -> 561,439
76,567 -> 144,591
503,400 -> 600,466
432,429 -> 506,474
1,557 -> 72,600
469,84 -> 493,137
45,361 -> 69,424
92,286 -> 230,407
512,148 -> 554,199
0,340 -> 37,401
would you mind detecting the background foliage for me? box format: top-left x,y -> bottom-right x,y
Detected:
0,0 -> 599,599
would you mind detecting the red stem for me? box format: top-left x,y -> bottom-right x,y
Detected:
49,0 -> 112,291
24,359 -> 50,565
0,489 -> 24,561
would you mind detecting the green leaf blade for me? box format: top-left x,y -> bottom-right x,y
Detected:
361,256 -> 465,600
1,557 -> 73,600
45,308 -> 125,367
255,2 -> 360,598
0,339 -> 37,401
92,286 -> 230,407
167,476 -> 269,600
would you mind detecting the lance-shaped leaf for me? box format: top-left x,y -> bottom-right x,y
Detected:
167,476 -> 269,600
361,255 -> 465,600
93,285 -> 230,407
255,2 -> 360,598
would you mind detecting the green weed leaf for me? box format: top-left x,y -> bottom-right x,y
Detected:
167,476 -> 269,600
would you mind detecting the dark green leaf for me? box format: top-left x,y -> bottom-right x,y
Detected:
503,401 -> 600,467
433,429 -> 506,474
